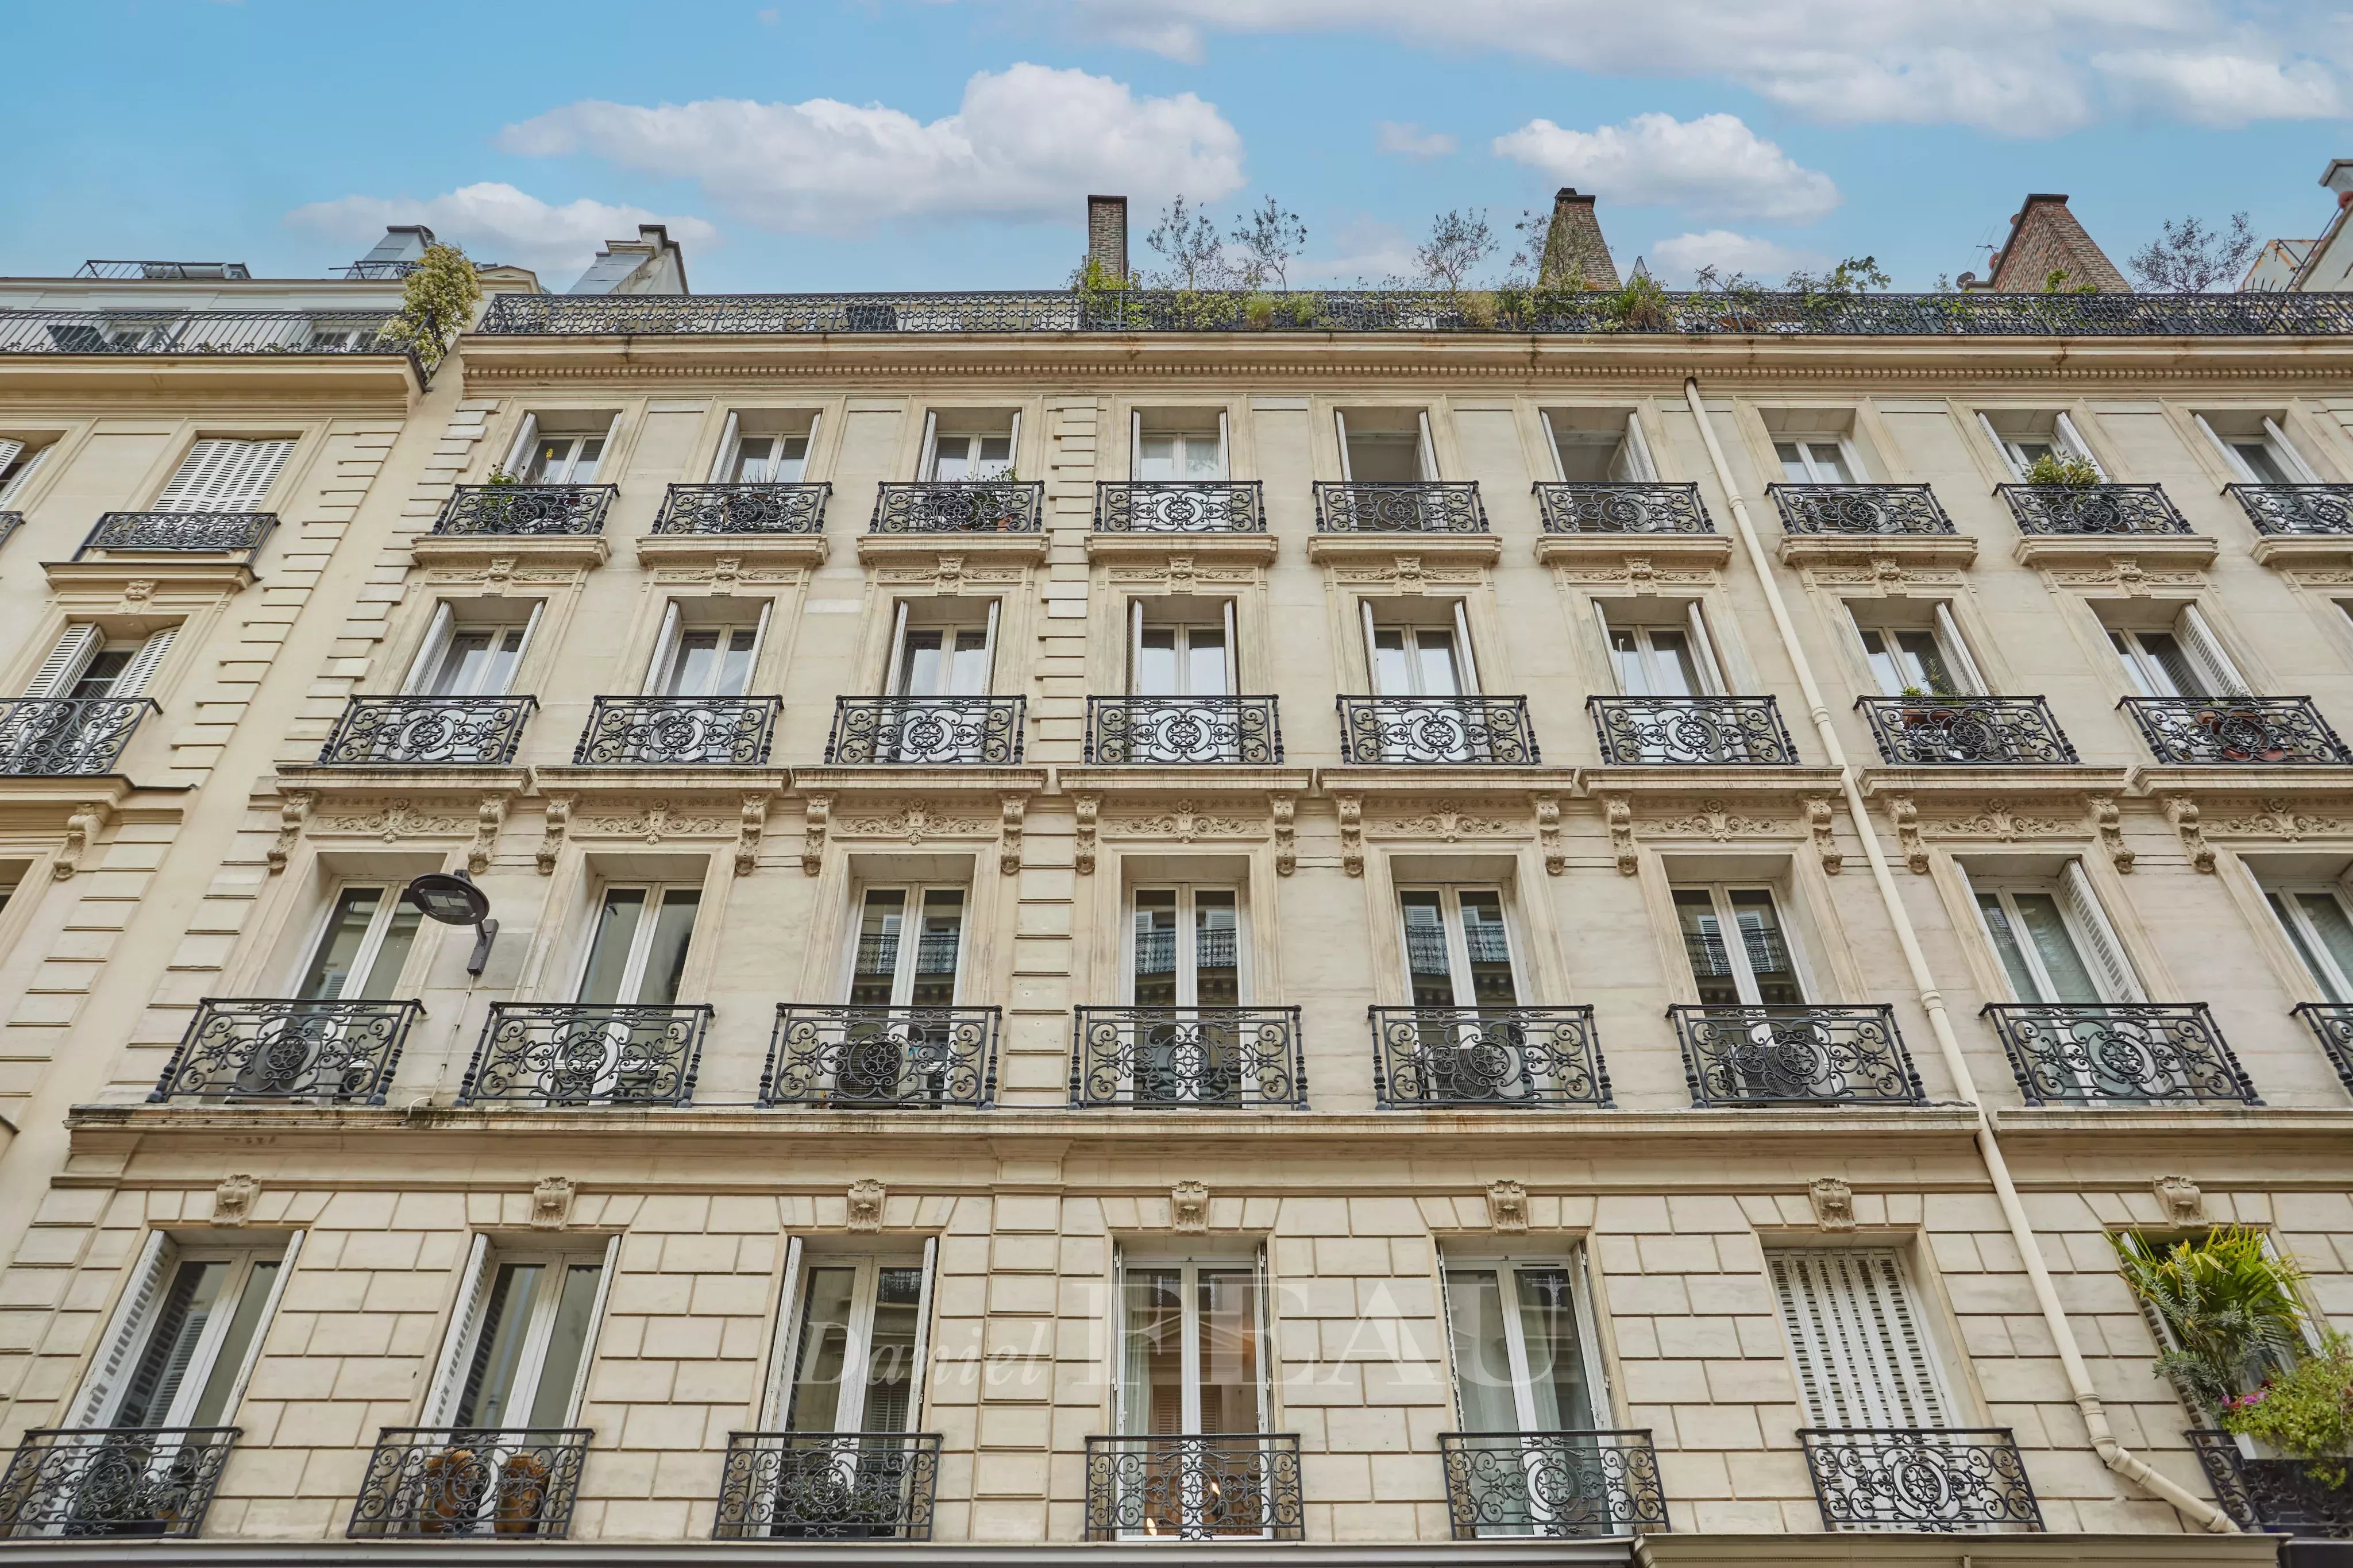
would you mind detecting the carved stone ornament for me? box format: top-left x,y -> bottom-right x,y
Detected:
570,798 -> 736,841
2089,794 -> 2134,874
1486,1180 -> 1530,1235
1271,795 -> 1296,877
55,800 -> 111,880
268,790 -> 315,875
2215,797 -> 2351,842
1889,795 -> 1927,874
2153,1175 -> 2205,1227
1102,800 -> 1260,843
1533,793 -> 1564,876
469,793 -> 505,876
211,1173 -> 259,1227
1928,800 -> 2067,843
736,793 -> 767,876
1171,1181 -> 1210,1236
801,793 -> 832,876
1604,793 -> 1636,875
310,796 -> 479,840
2162,793 -> 2216,874
1809,1177 -> 1856,1232
1805,795 -> 1842,875
1336,793 -> 1364,877
1074,792 -> 1100,876
530,1176 -> 576,1231
834,800 -> 994,843
537,793 -> 573,875
1000,793 -> 1026,874
1366,801 -> 1515,841
847,1178 -> 887,1234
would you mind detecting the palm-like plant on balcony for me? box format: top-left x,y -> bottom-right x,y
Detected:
2113,1226 -> 2312,1420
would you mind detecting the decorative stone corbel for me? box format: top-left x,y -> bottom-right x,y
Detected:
1533,793 -> 1564,875
2153,1175 -> 2205,1226
1486,1180 -> 1530,1234
801,793 -> 832,876
1804,796 -> 1842,875
1335,793 -> 1363,877
537,793 -> 572,875
211,1173 -> 259,1227
999,794 -> 1026,874
2087,794 -> 2134,875
468,793 -> 506,876
1889,795 -> 1926,874
1171,1181 -> 1210,1236
1808,1177 -> 1856,1231
1073,793 -> 1099,876
54,800 -> 111,880
268,790 -> 315,874
1603,793 -> 1635,875
2161,792 -> 2214,874
530,1176 -> 576,1230
1271,795 -> 1296,877
735,793 -> 768,876
846,1178 -> 886,1234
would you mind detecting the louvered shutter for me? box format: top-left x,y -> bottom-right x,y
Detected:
71,1230 -> 174,1426
1621,412 -> 1659,481
502,415 -> 539,479
1933,604 -> 1989,696
554,1233 -> 621,1424
739,601 -> 774,697
1415,411 -> 1438,481
642,603 -> 682,696
215,1231 -> 303,1419
1433,1264 -> 1471,1426
2059,860 -> 2144,1003
500,601 -> 546,696
758,1236 -> 807,1428
1684,603 -> 1726,696
154,439 -> 292,514
0,442 -> 50,508
2263,419 -> 2321,483
0,441 -> 24,505
903,1235 -> 938,1435
402,604 -> 455,696
422,1234 -> 492,1425
2174,605 -> 2250,698
1769,1250 -> 1950,1430
1252,1239 -> 1273,1434
107,628 -> 176,698
2053,412 -> 2107,480
23,625 -> 101,699
1977,412 -> 2023,480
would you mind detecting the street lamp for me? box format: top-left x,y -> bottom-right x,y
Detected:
403,870 -> 497,976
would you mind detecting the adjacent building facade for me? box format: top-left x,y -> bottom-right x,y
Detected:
0,192 -> 2348,1565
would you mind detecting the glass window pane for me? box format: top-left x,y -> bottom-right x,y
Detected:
2012,891 -> 2101,1003
1775,442 -> 1809,483
1415,632 -> 1461,696
775,435 -> 808,482
733,437 -> 774,482
1514,1266 -> 1596,1431
2292,893 -> 2353,1001
1977,891 -> 2047,1003
1401,891 -> 1455,1007
852,891 -> 905,1006
932,438 -> 969,482
454,1263 -> 543,1428
527,438 -> 570,482
2141,631 -> 2203,698
1186,628 -> 1228,697
1460,893 -> 1517,1007
298,887 -> 385,1000
977,436 -> 1011,474
1120,1269 -> 1183,1436
1895,629 -> 1958,696
910,890 -> 964,1007
1805,442 -> 1853,482
1138,434 -> 1178,481
189,1260 -> 278,1428
115,1260 -> 227,1427
786,1268 -> 857,1431
1183,435 -> 1224,478
1133,890 -> 1178,1007
1348,432 -> 1419,484
1730,890 -> 1802,1004
570,438 -> 604,483
669,629 -> 723,696
67,649 -> 133,700
480,627 -> 526,696
716,629 -> 757,697
1675,890 -> 1741,1006
1860,628 -> 1904,697
634,889 -> 700,1007
949,628 -> 992,696
525,1262 -> 604,1428
1442,1268 -> 1520,1432
357,903 -> 423,1000
900,629 -> 944,696
1197,1270 -> 1260,1434
1135,628 -> 1178,696
578,889 -> 649,1006
1646,628 -> 1698,696
861,1266 -> 924,1434
1371,629 -> 1412,694
1607,628 -> 1645,693
1194,891 -> 1239,1007
2234,442 -> 2290,484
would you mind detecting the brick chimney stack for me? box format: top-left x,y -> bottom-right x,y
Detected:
1973,194 -> 2130,293
1087,195 -> 1129,281
1537,188 -> 1621,291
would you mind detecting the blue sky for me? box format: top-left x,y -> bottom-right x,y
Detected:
6,1 -> 2351,292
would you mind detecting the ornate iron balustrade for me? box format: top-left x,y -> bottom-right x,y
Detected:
2292,1003 -> 2353,1098
1998,482 -> 2190,537
2228,482 -> 2353,537
434,484 -> 614,537
870,481 -> 1042,535
456,1003 -> 710,1107
0,697 -> 155,775
713,1432 -> 942,1540
348,1427 -> 590,1539
762,1005 -> 999,1109
1336,696 -> 1538,765
318,696 -> 537,766
1672,1005 -> 1923,1107
1800,1428 -> 2042,1533
1437,1430 -> 1668,1540
1535,481 -> 1712,535
148,998 -> 421,1104
652,481 -> 831,534
2117,696 -> 2352,765
0,1427 -> 238,1540
477,288 -> 2353,339
75,510 -> 277,558
1083,1434 -> 1304,1541
1087,696 -> 1282,764
572,696 -> 780,766
1857,696 -> 2078,765
0,307 -> 411,362
2189,1430 -> 2353,1537
1071,1007 -> 1306,1109
1094,480 -> 1266,534
1371,1006 -> 1611,1108
77,260 -> 254,280
1769,483 -> 1957,536
1313,481 -> 1487,534
826,696 -> 1024,765
1589,696 -> 1797,766
1984,1003 -> 2257,1105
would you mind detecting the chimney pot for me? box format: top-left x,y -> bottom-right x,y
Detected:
1537,187 -> 1618,291
1086,195 -> 1129,281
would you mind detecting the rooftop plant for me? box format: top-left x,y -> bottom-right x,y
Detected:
381,244 -> 480,373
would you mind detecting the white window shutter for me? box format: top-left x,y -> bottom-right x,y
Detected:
1769,1250 -> 1950,1430
1685,603 -> 1726,696
979,600 -> 1000,693
1215,408 -> 1229,480
800,412 -> 822,481
2264,418 -> 2321,483
0,441 -> 24,499
1129,410 -> 1143,480
2175,604 -> 2250,697
215,1231 -> 303,1420
885,602 -> 911,697
155,439 -> 291,514
917,412 -> 939,481
1005,410 -> 1022,478
1622,412 -> 1660,481
1361,600 -> 1385,692
1221,598 -> 1238,694
1128,601 -> 1145,695
2053,412 -> 2106,479
423,1234 -> 492,1426
1539,411 -> 1568,483
1933,603 -> 1989,696
153,439 -> 235,513
556,1234 -> 620,1424
1108,1242 -> 1128,1436
1977,412 -> 2023,480
642,602 -> 682,696
1334,411 -> 1353,481
758,1235 -> 807,1428
2193,414 -> 2255,482
402,604 -> 455,696
740,601 -> 774,695
24,625 -> 102,699
0,442 -> 51,508
1416,411 -> 1439,481
503,414 -> 539,477
2060,860 -> 2145,1003
904,1234 -> 938,1435
1252,1239 -> 1274,1432
218,440 -> 293,510
708,411 -> 741,483
108,628 -> 177,698
71,1230 -> 175,1427
1433,1265 -> 1470,1427
1450,601 -> 1481,695
502,601 -> 546,695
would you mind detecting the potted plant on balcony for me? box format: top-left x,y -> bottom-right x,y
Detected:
2113,1226 -> 2311,1423
1897,686 -> 1938,727
2220,1337 -> 2353,1489
2023,453 -> 2101,489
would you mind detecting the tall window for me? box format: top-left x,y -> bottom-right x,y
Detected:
1113,1253 -> 1271,1538
1675,885 -> 1804,1005
771,1253 -> 931,1437
403,603 -> 541,698
1541,410 -> 1654,482
432,1242 -> 612,1435
522,433 -> 604,484
1444,1256 -> 1602,1434
1131,887 -> 1240,1010
1132,605 -> 1232,697
1970,866 -> 2139,1006
921,415 -> 1016,482
711,413 -> 814,483
1134,416 -> 1227,480
1400,889 -> 1518,1009
886,604 -> 995,699
22,625 -> 177,702
1767,1250 -> 1953,1429
296,885 -> 423,1001
1775,439 -> 1858,483
71,1237 -> 297,1435
1336,409 -> 1434,482
848,887 -> 966,1009
2108,607 -> 2246,699
645,603 -> 767,699
1979,410 -> 2101,481
2194,413 -> 2316,485
1851,604 -> 1982,697
2263,877 -> 2353,1002
577,885 -> 699,1008
0,437 -> 56,508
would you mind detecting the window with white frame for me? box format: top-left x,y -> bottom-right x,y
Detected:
1439,1251 -> 1613,1535
2106,606 -> 2247,699
1774,438 -> 1861,484
427,1238 -> 616,1436
1399,888 -> 1519,1009
1131,602 -> 1233,697
2194,412 -> 2319,485
847,886 -> 967,1009
294,885 -> 425,1001
1964,864 -> 2140,1006
1336,408 -> 1436,482
0,437 -> 57,508
1673,883 -> 1805,1005
151,438 -> 295,514
504,414 -> 616,485
764,1246 -> 935,1438
1849,603 -> 1984,697
1112,1249 -> 1271,1536
709,411 -> 816,484
1365,602 -> 1478,698
1977,409 -> 2104,481
402,602 -> 542,698
885,601 -> 996,698
1130,885 -> 1241,1010
1767,1249 -> 1956,1429
1594,602 -> 1723,698
643,601 -> 769,699
20,624 -> 177,702
919,414 -> 1017,481
1541,408 -> 1656,482
1133,412 -> 1228,480
68,1232 -> 300,1434
2259,873 -> 2353,1003
577,884 -> 699,1009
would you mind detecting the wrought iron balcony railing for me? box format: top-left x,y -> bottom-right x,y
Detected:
1083,1434 -> 1304,1542
713,1432 -> 942,1540
1071,1007 -> 1306,1109
1672,1004 -> 1924,1107
456,1002 -> 711,1107
318,696 -> 537,767
476,288 -> 2353,340
2118,696 -> 2352,766
826,696 -> 1024,765
433,483 -> 615,538
1984,1003 -> 2258,1105
348,1427 -> 590,1539
2228,482 -> 2353,537
1336,696 -> 1538,765
1437,1430 -> 1668,1540
148,997 -> 422,1104
1086,696 -> 1282,764
1094,480 -> 1266,534
870,481 -> 1043,535
1534,481 -> 1712,535
1370,1006 -> 1611,1108
1800,1428 -> 2042,1533
761,1005 -> 999,1109
2189,1429 -> 2353,1538
1999,482 -> 2191,537
0,697 -> 155,776
651,481 -> 830,535
77,259 -> 254,280
75,510 -> 277,558
572,696 -> 780,766
1857,696 -> 2078,766
0,1427 -> 238,1540
1768,482 -> 1957,536
0,308 -> 411,363
2292,1003 -> 2353,1098
1313,481 -> 1487,534
1589,696 -> 1797,766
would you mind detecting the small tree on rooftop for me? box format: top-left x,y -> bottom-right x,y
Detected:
1145,195 -> 1239,291
2128,213 -> 2259,293
381,243 -> 480,373
1414,208 -> 1497,294
1230,196 -> 1307,291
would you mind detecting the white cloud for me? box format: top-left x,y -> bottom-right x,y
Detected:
1493,112 -> 1837,223
1645,230 -> 1831,284
1293,216 -> 1419,283
500,64 -> 1245,237
1376,121 -> 1457,159
284,183 -> 718,277
2092,49 -> 2343,124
